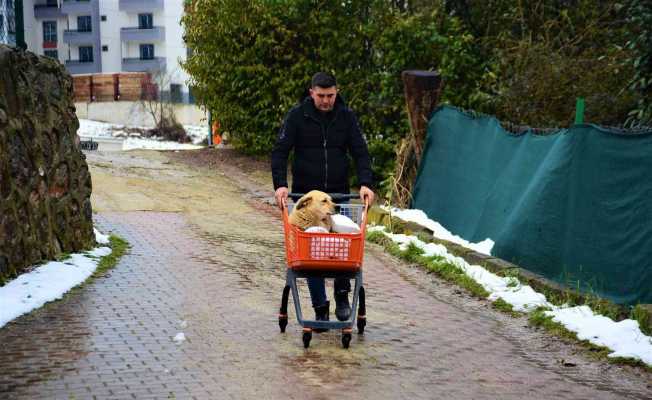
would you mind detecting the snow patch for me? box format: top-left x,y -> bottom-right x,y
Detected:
122,138 -> 203,151
173,332 -> 186,344
0,237 -> 112,329
546,306 -> 652,365
94,228 -> 110,245
382,207 -> 494,255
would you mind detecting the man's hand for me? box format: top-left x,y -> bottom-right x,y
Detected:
275,187 -> 289,209
359,186 -> 375,205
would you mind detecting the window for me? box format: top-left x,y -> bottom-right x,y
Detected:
188,86 -> 195,104
139,44 -> 154,60
44,50 -> 58,59
77,16 -> 92,32
79,46 -> 93,62
138,13 -> 153,29
102,45 -> 108,52
101,15 -> 107,21
43,21 -> 57,43
7,0 -> 15,34
170,84 -> 182,103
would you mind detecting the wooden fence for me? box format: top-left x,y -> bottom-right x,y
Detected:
72,72 -> 156,103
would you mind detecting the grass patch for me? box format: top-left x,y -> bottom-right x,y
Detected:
92,235 -> 129,278
367,230 -> 489,299
529,308 -> 581,342
631,305 -> 652,336
492,298 -> 522,317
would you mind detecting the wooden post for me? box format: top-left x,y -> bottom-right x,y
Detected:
402,70 -> 443,164
392,70 -> 443,207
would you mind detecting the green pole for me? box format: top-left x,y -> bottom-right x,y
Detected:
574,97 -> 585,125
15,0 -> 26,50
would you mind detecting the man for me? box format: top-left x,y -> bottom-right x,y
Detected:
271,72 -> 375,326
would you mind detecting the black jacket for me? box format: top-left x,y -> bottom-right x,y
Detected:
271,95 -> 373,194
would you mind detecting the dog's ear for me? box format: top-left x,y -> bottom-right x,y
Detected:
295,195 -> 312,210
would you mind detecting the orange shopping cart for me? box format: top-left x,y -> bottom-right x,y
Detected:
278,193 -> 369,348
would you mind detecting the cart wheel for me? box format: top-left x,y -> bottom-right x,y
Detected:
357,316 -> 366,335
342,333 -> 352,349
302,331 -> 312,348
279,315 -> 288,333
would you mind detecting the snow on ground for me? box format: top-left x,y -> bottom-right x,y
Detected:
173,332 -> 186,344
78,119 -> 117,138
183,125 -> 210,144
382,207 -> 494,255
0,230 -> 112,329
122,137 -> 203,151
369,211 -> 652,367
77,119 -> 208,150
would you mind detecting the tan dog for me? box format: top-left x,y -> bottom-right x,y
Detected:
289,190 -> 336,231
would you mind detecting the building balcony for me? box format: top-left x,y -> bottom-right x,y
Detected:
63,29 -> 94,45
61,0 -> 93,15
34,3 -> 65,19
122,57 -> 166,72
119,0 -> 164,13
120,26 -> 165,42
65,60 -> 101,74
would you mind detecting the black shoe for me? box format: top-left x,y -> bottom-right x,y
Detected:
313,301 -> 330,333
335,290 -> 351,321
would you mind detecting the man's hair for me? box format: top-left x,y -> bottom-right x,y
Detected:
311,72 -> 337,88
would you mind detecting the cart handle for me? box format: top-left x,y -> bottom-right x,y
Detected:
288,193 -> 362,202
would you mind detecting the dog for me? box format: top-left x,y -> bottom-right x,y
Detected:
289,190 -> 336,231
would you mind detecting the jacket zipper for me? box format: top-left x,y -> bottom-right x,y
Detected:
323,110 -> 340,191
322,124 -> 328,190
308,109 -> 339,192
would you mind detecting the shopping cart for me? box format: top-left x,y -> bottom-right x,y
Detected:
278,193 -> 369,348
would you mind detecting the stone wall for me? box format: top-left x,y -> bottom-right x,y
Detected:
0,45 -> 94,283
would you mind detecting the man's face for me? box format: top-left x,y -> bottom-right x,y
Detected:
310,86 -> 337,112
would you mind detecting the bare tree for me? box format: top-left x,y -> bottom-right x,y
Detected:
137,69 -> 189,142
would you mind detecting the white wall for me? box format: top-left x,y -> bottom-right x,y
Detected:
163,0 -> 189,94
75,101 -> 207,127
22,0 -> 37,51
98,0 -> 125,73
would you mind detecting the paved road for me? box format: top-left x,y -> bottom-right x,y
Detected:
0,150 -> 650,399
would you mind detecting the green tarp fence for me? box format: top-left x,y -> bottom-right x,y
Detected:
412,106 -> 652,304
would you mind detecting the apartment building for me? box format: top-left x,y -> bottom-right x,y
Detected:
25,0 -> 191,102
0,0 -> 17,46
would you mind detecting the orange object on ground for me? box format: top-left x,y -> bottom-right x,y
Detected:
211,120 -> 222,145
281,202 -> 368,271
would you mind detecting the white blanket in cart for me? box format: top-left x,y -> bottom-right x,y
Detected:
305,226 -> 350,260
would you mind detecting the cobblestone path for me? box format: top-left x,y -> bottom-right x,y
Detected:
1,152 -> 650,399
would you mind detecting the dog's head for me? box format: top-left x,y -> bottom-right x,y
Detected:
295,190 -> 336,230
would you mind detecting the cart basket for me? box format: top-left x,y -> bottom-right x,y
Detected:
282,196 -> 368,271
